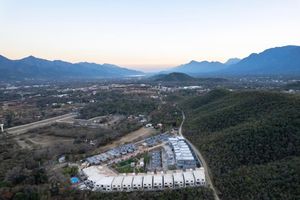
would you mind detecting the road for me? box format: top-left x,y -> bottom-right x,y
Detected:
179,111 -> 220,200
6,113 -> 77,136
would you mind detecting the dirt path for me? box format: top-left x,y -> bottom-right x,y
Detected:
179,111 -> 220,200
7,113 -> 76,136
94,127 -> 157,153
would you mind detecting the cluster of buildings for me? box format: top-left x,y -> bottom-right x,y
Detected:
82,167 -> 205,192
150,151 -> 162,170
86,144 -> 136,165
168,136 -> 197,169
144,133 -> 170,147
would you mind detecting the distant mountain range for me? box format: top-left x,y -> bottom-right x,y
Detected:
1,45 -> 300,81
0,55 -> 143,80
169,45 -> 300,76
171,60 -> 226,74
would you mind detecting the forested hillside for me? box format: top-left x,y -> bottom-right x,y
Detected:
181,89 -> 300,200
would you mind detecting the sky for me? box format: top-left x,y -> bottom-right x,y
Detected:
0,0 -> 300,72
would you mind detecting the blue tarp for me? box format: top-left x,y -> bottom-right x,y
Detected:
70,177 -> 80,184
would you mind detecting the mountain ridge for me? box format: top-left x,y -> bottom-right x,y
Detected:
168,45 -> 300,76
0,55 -> 144,80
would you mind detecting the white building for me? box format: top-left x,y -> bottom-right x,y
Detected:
193,168 -> 206,186
132,175 -> 143,190
173,172 -> 184,188
163,173 -> 173,188
168,137 -> 197,169
143,174 -> 153,189
183,171 -> 195,186
153,174 -> 163,189
112,176 -> 124,191
96,176 -> 114,191
122,176 -> 133,191
82,166 -> 105,187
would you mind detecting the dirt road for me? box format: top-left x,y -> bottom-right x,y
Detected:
94,127 -> 157,153
179,111 -> 220,200
6,113 -> 77,136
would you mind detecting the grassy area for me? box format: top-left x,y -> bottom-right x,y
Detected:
111,153 -> 148,173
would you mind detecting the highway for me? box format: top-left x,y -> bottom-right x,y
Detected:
179,111 -> 220,200
6,113 -> 77,136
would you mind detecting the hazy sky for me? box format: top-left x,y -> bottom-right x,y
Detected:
0,0 -> 300,71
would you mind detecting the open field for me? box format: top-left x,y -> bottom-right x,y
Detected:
94,127 -> 158,154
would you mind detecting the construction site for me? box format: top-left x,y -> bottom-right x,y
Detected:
77,132 -> 206,192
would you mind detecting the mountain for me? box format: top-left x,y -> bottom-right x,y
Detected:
222,45 -> 300,75
150,72 -> 196,82
224,58 -> 241,65
170,60 -> 227,74
167,45 -> 300,76
181,89 -> 300,199
0,55 -> 143,80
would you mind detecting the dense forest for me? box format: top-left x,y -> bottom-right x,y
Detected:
181,89 -> 300,200
79,92 -> 158,119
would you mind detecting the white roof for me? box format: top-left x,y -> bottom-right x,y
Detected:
163,174 -> 173,183
153,175 -> 163,184
112,176 -> 124,186
173,173 -> 184,183
169,137 -> 195,162
82,166 -> 105,183
183,171 -> 195,181
132,175 -> 143,185
193,168 -> 205,181
96,176 -> 114,186
143,175 -> 153,185
122,176 -> 133,186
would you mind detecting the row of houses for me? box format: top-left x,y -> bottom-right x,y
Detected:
168,136 -> 197,169
83,168 -> 205,192
86,143 -> 136,165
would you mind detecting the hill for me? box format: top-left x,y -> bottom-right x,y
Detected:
181,89 -> 300,200
0,55 -> 143,80
151,72 -> 196,82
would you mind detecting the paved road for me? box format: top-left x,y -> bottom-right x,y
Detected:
179,111 -> 220,200
6,113 -> 77,136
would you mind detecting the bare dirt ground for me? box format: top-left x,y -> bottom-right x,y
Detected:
27,135 -> 74,148
14,137 -> 33,149
14,134 -> 74,149
94,127 -> 158,153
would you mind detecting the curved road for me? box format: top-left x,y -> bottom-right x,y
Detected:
179,111 -> 220,200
